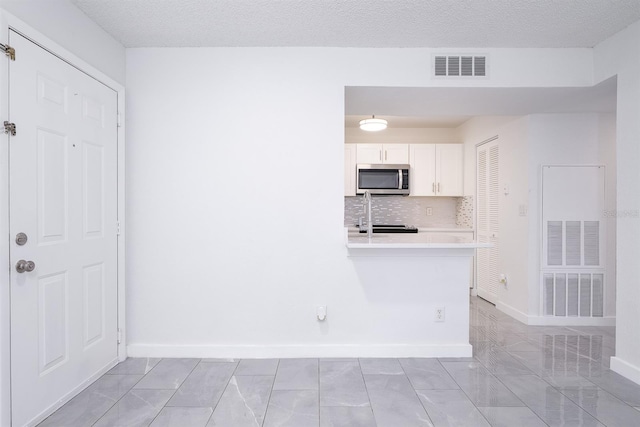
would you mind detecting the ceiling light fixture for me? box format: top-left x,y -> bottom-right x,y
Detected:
359,115 -> 387,131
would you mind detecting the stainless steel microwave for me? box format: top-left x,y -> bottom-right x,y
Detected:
356,164 -> 410,195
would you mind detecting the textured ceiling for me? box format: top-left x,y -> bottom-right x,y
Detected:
70,0 -> 640,48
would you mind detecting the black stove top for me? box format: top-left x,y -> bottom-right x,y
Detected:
357,224 -> 418,234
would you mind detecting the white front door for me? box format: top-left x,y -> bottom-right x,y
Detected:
476,138 -> 499,304
9,31 -> 119,427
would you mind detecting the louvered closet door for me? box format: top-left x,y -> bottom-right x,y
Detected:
476,139 -> 499,304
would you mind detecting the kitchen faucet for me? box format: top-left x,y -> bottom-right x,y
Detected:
362,190 -> 373,237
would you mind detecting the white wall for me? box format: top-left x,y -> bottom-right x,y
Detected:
0,0 -> 125,84
125,47 -> 596,357
599,113 -> 617,316
345,127 -> 459,144
594,21 -> 640,384
459,116 -> 518,196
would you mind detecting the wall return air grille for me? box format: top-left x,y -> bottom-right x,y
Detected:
434,55 -> 486,77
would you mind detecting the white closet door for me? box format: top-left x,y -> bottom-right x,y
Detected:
476,139 -> 499,304
9,31 -> 119,426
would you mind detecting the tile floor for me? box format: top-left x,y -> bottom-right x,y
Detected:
39,296 -> 640,426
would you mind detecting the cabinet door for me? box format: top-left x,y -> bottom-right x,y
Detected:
409,144 -> 436,196
356,144 -> 383,164
344,145 -> 357,196
383,144 -> 409,164
436,144 -> 464,196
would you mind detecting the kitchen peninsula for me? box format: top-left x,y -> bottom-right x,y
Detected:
345,228 -> 490,357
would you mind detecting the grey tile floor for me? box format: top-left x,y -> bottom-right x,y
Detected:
39,296 -> 640,426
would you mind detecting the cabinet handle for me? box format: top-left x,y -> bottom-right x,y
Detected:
438,183 -> 441,193
432,183 -> 436,194
379,150 -> 382,162
385,150 -> 387,161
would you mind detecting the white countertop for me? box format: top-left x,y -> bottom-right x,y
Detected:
347,226 -> 473,233
345,228 -> 489,249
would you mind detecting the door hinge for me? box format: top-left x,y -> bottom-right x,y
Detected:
1,43 -> 15,61
117,328 -> 122,344
116,221 -> 121,235
117,112 -> 122,128
3,121 -> 16,136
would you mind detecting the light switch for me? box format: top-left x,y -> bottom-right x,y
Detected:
519,204 -> 527,217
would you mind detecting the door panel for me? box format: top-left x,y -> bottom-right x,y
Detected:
39,272 -> 68,373
9,31 -> 119,427
37,129 -> 69,243
83,263 -> 105,348
83,141 -> 105,237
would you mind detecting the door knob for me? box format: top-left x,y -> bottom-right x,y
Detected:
16,260 -> 35,273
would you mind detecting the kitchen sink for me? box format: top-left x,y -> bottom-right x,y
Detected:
357,224 -> 418,233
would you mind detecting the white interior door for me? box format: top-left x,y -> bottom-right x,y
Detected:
9,31 -> 119,426
476,139 -> 499,304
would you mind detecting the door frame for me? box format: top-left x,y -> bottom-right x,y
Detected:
0,11 -> 126,426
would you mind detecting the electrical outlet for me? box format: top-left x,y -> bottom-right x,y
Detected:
426,207 -> 433,216
500,274 -> 508,287
435,307 -> 445,322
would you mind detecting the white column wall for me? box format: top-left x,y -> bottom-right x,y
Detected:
595,20 -> 640,383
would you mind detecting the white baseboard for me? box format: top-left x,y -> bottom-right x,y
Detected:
496,301 -> 529,324
525,316 -> 616,326
497,301 -> 616,326
127,343 -> 473,359
611,357 -> 640,386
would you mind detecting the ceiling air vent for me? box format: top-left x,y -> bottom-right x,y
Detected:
434,55 -> 486,77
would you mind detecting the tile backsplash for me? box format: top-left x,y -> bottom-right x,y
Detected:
456,195 -> 474,229
345,196 -> 462,228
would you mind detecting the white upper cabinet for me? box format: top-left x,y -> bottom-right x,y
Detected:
410,145 -> 437,196
356,144 -> 409,164
384,144 -> 409,164
435,144 -> 464,196
344,144 -> 357,196
409,144 -> 464,196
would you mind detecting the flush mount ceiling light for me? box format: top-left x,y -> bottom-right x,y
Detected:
359,115 -> 387,131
